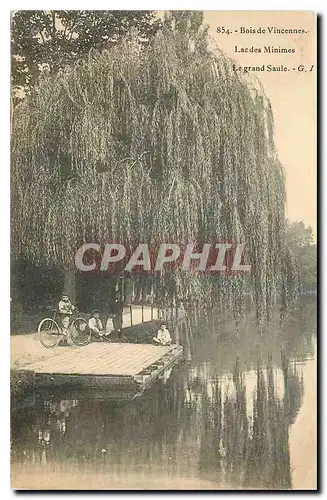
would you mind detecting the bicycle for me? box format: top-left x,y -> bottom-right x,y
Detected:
37,308 -> 92,348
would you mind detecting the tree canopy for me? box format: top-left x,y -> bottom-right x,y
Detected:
11,24 -> 297,326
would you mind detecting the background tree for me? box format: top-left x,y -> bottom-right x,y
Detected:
11,10 -> 161,99
165,10 -> 204,33
285,220 -> 316,292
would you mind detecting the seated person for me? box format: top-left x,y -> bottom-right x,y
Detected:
88,309 -> 109,338
153,323 -> 172,346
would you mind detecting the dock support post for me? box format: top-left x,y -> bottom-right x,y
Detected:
130,304 -> 133,326
141,303 -> 144,323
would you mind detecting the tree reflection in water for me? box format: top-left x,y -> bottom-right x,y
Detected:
11,350 -> 304,489
12,298 -> 315,488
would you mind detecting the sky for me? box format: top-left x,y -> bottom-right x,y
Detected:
203,11 -> 317,238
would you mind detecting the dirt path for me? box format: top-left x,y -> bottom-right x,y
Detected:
11,333 -> 68,370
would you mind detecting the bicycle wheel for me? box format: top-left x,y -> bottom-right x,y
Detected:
70,317 -> 91,346
38,318 -> 61,348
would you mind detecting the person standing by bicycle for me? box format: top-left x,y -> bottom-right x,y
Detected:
58,293 -> 76,342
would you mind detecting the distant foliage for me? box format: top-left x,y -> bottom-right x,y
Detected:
11,10 -> 161,98
285,220 -> 316,292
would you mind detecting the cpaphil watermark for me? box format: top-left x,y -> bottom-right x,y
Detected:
74,242 -> 251,275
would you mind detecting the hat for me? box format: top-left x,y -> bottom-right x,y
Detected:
93,309 -> 100,315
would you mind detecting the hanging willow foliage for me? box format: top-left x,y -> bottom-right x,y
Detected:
11,27 -> 297,326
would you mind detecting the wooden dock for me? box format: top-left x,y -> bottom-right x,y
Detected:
12,342 -> 183,399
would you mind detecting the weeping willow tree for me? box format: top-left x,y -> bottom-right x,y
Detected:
11,23 -> 297,327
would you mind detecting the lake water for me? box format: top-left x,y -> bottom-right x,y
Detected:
11,297 -> 317,490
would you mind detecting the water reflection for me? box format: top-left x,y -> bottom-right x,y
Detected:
11,297 -> 316,489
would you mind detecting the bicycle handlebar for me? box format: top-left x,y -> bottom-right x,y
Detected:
52,308 -> 79,315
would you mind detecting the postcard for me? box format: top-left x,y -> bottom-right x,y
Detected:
10,10 -> 317,490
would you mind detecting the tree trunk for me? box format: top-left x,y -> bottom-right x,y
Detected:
64,270 -> 76,304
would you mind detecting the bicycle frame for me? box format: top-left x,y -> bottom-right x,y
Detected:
52,310 -> 79,333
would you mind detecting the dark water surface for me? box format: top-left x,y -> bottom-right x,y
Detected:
11,297 -> 316,490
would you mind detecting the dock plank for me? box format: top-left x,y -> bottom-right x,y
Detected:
17,343 -> 180,377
